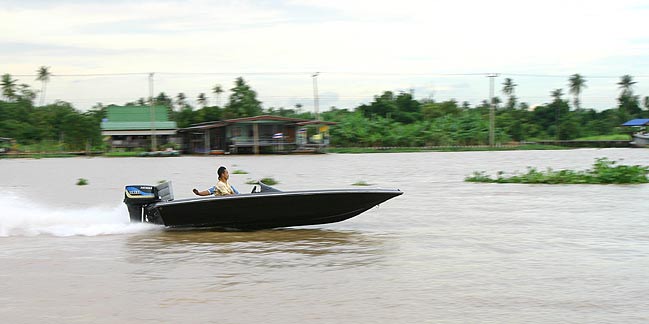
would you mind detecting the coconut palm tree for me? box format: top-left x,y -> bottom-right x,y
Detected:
1,74 -> 17,101
18,83 -> 37,101
568,74 -> 586,110
501,78 -> 517,109
550,89 -> 565,140
550,88 -> 564,102
36,66 -> 52,106
176,92 -> 187,109
212,84 -> 223,106
617,74 -> 636,96
197,93 -> 208,108
617,75 -> 641,114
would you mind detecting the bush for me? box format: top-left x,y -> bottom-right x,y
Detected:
465,158 -> 649,184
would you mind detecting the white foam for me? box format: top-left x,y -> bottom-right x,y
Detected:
0,193 -> 160,237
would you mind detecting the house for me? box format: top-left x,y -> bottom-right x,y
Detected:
178,115 -> 336,154
100,105 -> 178,151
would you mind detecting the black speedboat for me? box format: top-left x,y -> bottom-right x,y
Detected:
124,181 -> 402,230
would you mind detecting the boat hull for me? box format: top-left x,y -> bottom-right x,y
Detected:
145,189 -> 402,230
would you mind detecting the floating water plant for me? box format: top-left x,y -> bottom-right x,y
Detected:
352,180 -> 371,186
246,177 -> 279,185
232,169 -> 248,174
465,158 -> 649,184
76,178 -> 89,186
260,177 -> 278,185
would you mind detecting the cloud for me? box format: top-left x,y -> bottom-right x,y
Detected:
0,41 -> 151,56
2,0 -> 648,110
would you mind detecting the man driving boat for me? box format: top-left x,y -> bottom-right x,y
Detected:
192,166 -> 239,196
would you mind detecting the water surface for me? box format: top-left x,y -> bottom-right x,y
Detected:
1,149 -> 649,323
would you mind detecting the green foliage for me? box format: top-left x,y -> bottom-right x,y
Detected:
246,177 -> 279,185
224,77 -> 262,118
358,91 -> 421,123
466,158 -> 649,184
327,144 -> 566,153
574,134 -> 629,141
76,178 -> 89,186
0,74 -> 644,152
352,180 -> 371,186
232,169 -> 248,174
260,177 -> 278,185
104,151 -> 142,157
0,98 -> 102,151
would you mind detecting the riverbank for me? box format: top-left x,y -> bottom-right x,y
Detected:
326,144 -> 567,153
4,143 -> 646,158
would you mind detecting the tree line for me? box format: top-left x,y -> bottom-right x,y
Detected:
1,67 -> 648,151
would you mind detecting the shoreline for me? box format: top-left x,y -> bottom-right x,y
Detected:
2,144 -> 645,158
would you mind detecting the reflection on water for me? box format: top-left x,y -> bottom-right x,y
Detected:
125,229 -> 389,282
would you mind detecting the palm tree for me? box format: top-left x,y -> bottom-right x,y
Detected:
550,88 -> 564,102
501,78 -> 517,109
617,75 -> 641,114
491,96 -> 502,107
176,92 -> 187,109
36,66 -> 52,106
1,74 -> 17,101
18,83 -> 37,101
550,89 -> 564,140
197,93 -> 208,108
212,84 -> 223,106
568,74 -> 586,110
617,75 -> 636,96
155,92 -> 172,107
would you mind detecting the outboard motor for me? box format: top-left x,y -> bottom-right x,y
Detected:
123,181 -> 174,223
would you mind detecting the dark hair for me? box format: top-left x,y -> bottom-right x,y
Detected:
217,166 -> 227,178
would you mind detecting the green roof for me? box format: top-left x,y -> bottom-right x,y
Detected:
101,105 -> 177,130
101,121 -> 177,130
105,105 -> 171,122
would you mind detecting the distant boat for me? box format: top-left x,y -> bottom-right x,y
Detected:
631,133 -> 649,147
621,119 -> 649,147
124,181 -> 402,230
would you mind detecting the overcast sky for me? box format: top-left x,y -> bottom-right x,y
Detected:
3,0 -> 649,111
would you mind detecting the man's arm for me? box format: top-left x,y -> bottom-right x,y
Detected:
193,186 -> 215,196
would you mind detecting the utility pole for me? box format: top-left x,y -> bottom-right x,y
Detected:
149,72 -> 157,152
487,73 -> 499,147
312,72 -> 320,120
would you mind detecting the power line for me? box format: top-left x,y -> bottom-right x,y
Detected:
9,71 -> 649,78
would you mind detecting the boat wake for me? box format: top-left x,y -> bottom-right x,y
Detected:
0,194 -> 160,237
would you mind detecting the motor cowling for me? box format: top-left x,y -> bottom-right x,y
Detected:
124,185 -> 159,222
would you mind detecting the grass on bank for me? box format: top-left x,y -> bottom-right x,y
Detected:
327,144 -> 567,154
466,158 -> 649,184
104,151 -> 142,157
573,134 -> 630,141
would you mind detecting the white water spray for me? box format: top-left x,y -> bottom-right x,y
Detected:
0,193 -> 160,237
